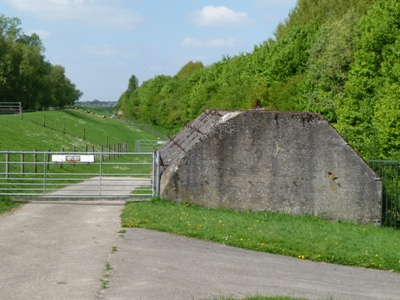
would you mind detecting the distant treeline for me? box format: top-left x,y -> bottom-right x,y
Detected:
0,15 -> 82,110
76,100 -> 117,108
116,0 -> 400,160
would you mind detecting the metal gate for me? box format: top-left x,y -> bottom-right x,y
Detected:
369,160 -> 400,229
0,151 -> 161,200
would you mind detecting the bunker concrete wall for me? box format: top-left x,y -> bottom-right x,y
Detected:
160,111 -> 381,223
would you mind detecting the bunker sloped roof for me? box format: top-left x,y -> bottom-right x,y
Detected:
159,109 -> 323,169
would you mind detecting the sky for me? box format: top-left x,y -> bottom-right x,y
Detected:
0,0 -> 298,102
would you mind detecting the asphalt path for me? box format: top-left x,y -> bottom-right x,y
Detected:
1,201 -> 400,300
0,201 -> 124,300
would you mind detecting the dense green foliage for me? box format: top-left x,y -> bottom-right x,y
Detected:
0,15 -> 81,110
117,0 -> 400,160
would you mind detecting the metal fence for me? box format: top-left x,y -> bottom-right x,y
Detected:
368,160 -> 400,229
0,151 -> 159,200
0,102 -> 22,118
135,140 -> 166,152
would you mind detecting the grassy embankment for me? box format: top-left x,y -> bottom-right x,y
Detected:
0,108 -> 163,209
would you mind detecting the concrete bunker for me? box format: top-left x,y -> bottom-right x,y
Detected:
159,110 -> 381,223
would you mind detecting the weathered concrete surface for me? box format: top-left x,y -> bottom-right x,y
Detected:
160,110 -> 381,223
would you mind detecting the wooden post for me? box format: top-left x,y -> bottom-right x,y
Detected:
43,115 -> 46,127
19,102 -> 22,119
34,149 -> 37,173
60,148 -> 64,168
83,128 -> 86,140
21,151 -> 24,174
108,145 -> 111,160
63,122 -> 66,134
5,151 -> 9,179
47,150 -> 50,170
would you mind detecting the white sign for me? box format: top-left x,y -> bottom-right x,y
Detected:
52,155 -> 95,163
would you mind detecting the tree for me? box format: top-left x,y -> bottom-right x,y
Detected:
127,75 -> 139,92
0,14 -> 81,109
337,0 -> 400,158
175,61 -> 204,81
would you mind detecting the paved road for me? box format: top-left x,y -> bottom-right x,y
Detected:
0,201 -> 124,300
1,202 -> 400,300
103,228 -> 400,300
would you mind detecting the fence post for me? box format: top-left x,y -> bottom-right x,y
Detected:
21,151 -> 24,174
19,102 -> 22,119
153,151 -> 161,197
5,151 -> 9,179
43,152 -> 47,194
60,148 -> 64,168
34,149 -> 37,173
47,150 -> 50,170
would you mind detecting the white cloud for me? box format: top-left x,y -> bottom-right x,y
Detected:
252,0 -> 297,7
150,66 -> 163,71
179,38 -> 202,48
190,6 -> 253,27
82,44 -> 118,56
180,37 -> 237,48
5,0 -> 143,29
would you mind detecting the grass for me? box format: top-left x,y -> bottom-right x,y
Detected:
0,196 -> 22,214
0,109 -> 163,206
122,198 -> 400,273
0,108 -> 164,152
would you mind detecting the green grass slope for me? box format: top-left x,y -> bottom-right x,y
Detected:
0,108 -> 163,151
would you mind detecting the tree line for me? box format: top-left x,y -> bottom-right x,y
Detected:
117,0 -> 399,160
0,15 -> 82,110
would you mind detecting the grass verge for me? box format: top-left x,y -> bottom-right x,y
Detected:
121,198 -> 400,272
0,196 -> 22,215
